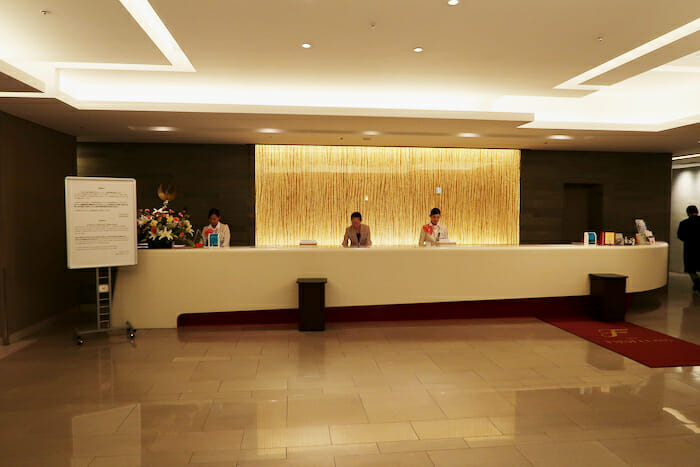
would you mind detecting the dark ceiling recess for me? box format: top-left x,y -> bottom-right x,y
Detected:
0,71 -> 40,93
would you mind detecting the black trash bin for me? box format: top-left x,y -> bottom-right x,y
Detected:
588,273 -> 628,322
297,278 -> 327,331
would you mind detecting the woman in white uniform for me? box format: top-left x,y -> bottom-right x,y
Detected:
202,208 -> 230,247
419,208 -> 448,246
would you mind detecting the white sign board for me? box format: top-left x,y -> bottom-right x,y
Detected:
65,177 -> 138,269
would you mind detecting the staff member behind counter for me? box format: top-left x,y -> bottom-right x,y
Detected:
342,212 -> 372,247
202,208 -> 230,247
419,208 -> 449,247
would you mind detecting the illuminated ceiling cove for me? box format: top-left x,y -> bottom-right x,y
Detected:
0,1 -> 698,134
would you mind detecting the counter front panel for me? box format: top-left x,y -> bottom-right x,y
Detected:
112,244 -> 668,328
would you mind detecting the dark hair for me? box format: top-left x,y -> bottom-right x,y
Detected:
208,208 -> 221,218
350,212 -> 362,221
687,205 -> 699,215
430,208 -> 441,216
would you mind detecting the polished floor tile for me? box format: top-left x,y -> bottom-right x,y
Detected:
429,389 -> 515,418
377,437 -> 468,453
331,422 -> 417,444
287,394 -> 368,426
0,273 -> 699,465
203,399 -> 287,431
241,425 -> 330,449
428,445 -> 532,466
335,451 -> 434,467
411,417 -> 501,439
359,390 -> 445,422
600,435 -> 700,466
518,440 -> 627,466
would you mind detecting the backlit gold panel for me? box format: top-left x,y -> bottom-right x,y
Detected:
255,145 -> 520,246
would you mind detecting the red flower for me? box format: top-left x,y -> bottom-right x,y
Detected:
151,226 -> 157,233
173,217 -> 180,222
179,232 -> 185,238
145,209 -> 150,212
169,209 -> 174,213
423,224 -> 434,235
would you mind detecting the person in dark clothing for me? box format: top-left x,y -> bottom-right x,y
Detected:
677,205 -> 700,292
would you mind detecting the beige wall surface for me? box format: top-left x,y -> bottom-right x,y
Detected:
112,243 -> 668,329
256,145 -> 520,247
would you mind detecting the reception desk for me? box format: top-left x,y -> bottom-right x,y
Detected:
111,243 -> 668,328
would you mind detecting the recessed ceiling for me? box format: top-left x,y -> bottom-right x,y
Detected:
0,71 -> 40,92
0,0 -> 698,153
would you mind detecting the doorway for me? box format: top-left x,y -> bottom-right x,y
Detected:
562,183 -> 603,243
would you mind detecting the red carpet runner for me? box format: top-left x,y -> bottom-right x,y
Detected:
541,317 -> 700,368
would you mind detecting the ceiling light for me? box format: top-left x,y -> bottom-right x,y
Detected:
672,153 -> 700,161
128,125 -> 176,131
301,43 -> 312,49
447,0 -> 460,5
363,130 -> 380,136
258,128 -> 282,134
413,47 -> 424,53
457,132 -> 479,137
548,134 -> 573,140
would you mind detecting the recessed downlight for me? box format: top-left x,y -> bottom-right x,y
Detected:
457,132 -> 479,137
258,128 -> 282,134
301,43 -> 312,49
548,134 -> 573,140
447,0 -> 460,5
363,130 -> 380,136
413,47 -> 424,53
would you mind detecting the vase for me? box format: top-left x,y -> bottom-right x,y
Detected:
147,238 -> 173,249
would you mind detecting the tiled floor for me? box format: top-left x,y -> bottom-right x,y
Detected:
0,273 -> 699,466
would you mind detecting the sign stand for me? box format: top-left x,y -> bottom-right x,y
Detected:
65,177 -> 139,346
74,267 -> 135,346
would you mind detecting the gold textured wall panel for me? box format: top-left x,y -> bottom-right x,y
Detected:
255,145 -> 520,246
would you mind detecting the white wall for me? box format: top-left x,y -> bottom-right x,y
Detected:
670,165 -> 700,272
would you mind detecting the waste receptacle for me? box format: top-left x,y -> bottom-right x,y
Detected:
297,278 -> 327,331
588,273 -> 628,322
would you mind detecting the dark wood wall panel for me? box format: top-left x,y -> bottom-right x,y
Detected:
77,143 -> 255,246
0,111 -> 78,337
520,150 -> 671,244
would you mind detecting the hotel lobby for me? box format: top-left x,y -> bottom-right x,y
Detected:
1,1 -> 700,466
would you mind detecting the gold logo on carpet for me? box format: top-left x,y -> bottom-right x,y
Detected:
598,328 -> 628,338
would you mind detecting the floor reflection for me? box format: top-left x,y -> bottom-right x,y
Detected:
0,275 -> 698,465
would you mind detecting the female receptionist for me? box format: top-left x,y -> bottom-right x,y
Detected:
419,208 -> 448,246
202,208 -> 230,247
342,212 -> 372,247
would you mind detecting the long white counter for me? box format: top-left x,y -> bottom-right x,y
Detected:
111,243 -> 668,328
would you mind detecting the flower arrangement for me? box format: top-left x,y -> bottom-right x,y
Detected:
137,207 -> 195,247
